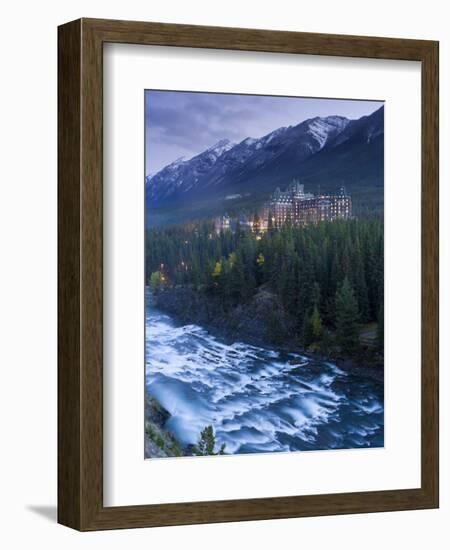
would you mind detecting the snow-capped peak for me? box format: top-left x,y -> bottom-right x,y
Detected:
262,127 -> 288,144
306,116 -> 349,150
205,139 -> 235,156
147,109 -> 381,204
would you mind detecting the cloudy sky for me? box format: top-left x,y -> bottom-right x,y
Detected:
145,90 -> 383,175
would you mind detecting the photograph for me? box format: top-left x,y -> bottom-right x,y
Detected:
144,90 -> 385,459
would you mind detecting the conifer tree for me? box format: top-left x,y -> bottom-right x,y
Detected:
352,239 -> 370,322
149,271 -> 163,293
256,252 -> 265,284
229,251 -> 246,302
303,304 -> 323,347
212,260 -> 222,280
146,217 -> 384,354
310,304 -> 323,341
335,277 -> 360,355
193,426 -> 225,456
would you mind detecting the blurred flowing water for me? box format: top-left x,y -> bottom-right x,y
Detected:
146,300 -> 384,455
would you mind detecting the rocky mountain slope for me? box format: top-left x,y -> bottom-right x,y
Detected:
146,106 -> 384,225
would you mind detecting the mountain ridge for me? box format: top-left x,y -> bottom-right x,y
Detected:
146,106 -> 384,225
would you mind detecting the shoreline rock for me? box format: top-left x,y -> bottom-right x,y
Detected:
153,284 -> 296,346
152,285 -> 384,384
145,394 -> 185,458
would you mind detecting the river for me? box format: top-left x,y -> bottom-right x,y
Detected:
145,298 -> 384,455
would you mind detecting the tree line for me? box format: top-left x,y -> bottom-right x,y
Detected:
146,218 -> 383,357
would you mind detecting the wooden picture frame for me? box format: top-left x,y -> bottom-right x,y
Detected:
58,18 -> 439,531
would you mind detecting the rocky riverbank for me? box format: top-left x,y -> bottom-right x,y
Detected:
153,284 -> 296,346
152,285 -> 383,383
145,394 -> 184,458
145,300 -> 384,454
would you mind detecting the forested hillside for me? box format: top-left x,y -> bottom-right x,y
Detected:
146,219 -> 384,357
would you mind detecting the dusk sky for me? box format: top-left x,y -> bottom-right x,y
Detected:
145,90 -> 384,175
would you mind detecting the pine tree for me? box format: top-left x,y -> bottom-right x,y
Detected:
256,252 -> 265,284
241,232 -> 257,295
191,258 -> 201,288
303,315 -> 313,347
335,277 -> 360,355
149,271 -> 163,293
296,255 -> 314,331
303,304 -> 323,347
146,217 -> 384,354
310,304 -> 323,341
312,281 -> 321,308
229,252 -> 246,302
193,426 -> 225,456
212,260 -> 222,280
352,239 -> 370,322
208,259 -> 223,294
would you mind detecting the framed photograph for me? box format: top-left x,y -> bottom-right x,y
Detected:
58,18 -> 439,530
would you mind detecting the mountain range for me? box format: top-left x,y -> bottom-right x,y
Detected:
146,105 -> 384,226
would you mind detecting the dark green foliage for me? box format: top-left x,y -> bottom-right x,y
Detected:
335,277 -> 360,355
145,422 -> 184,457
304,305 -> 323,347
149,270 -> 164,293
146,218 -> 383,356
192,425 -> 226,456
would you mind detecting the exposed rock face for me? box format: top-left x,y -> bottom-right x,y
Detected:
226,288 -> 294,343
145,395 -> 184,459
145,394 -> 170,426
146,116 -> 352,203
154,285 -> 295,345
154,286 -> 219,327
